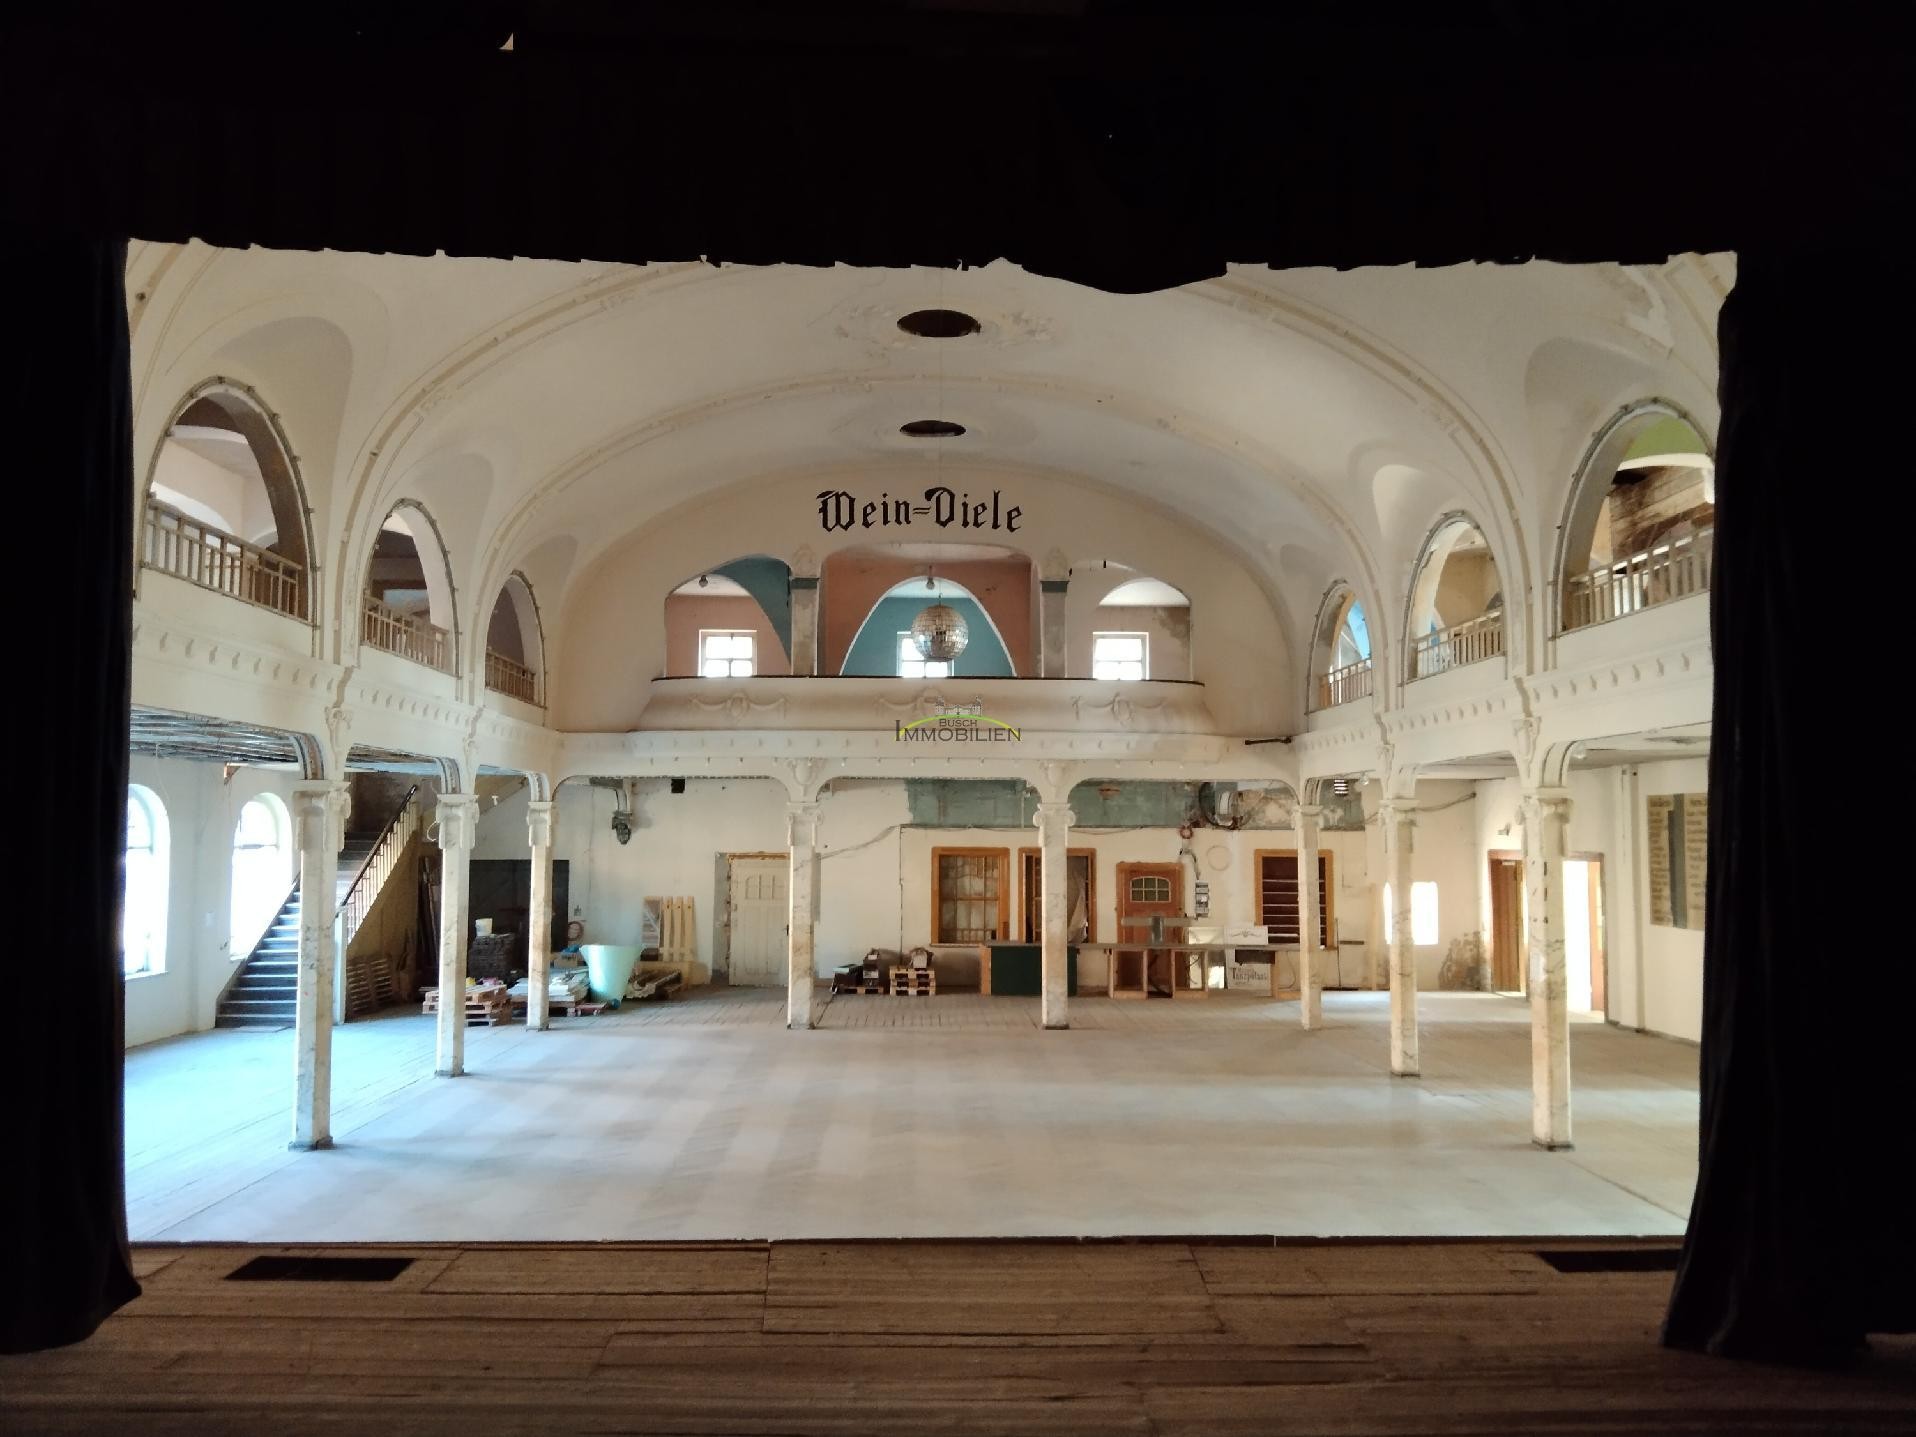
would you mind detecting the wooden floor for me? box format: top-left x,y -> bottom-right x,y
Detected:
4,1241 -> 1912,1434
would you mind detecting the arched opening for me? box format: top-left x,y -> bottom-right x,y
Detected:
484,572 -> 546,705
843,573 -> 1015,677
124,785 -> 170,978
362,502 -> 458,673
664,556 -> 792,678
1309,587 -> 1373,709
1405,516 -> 1506,680
141,382 -> 312,619
822,543 -> 1033,677
1560,406 -> 1715,631
1089,567 -> 1192,681
229,794 -> 292,955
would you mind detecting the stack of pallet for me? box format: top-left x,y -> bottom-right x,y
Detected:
889,966 -> 936,998
421,980 -> 510,1026
344,952 -> 398,1018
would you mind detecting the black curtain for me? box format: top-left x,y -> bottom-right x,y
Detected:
1664,252 -> 1914,1360
0,240 -> 141,1350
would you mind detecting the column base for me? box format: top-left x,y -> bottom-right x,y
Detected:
288,1136 -> 333,1152
434,1066 -> 464,1078
1042,1021 -> 1070,1031
1390,1066 -> 1420,1078
1532,1138 -> 1574,1152
787,1021 -> 813,1032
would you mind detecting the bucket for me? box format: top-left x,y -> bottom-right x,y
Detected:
579,944 -> 643,1005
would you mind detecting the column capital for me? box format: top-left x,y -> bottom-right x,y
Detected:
786,801 -> 821,846
435,792 -> 479,852
1295,802 -> 1325,823
1377,795 -> 1420,820
1520,788 -> 1574,822
526,798 -> 555,849
1034,801 -> 1076,831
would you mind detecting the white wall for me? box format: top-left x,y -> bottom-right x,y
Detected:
124,756 -> 302,1048
1470,761 -> 1704,1042
483,776 -> 1385,990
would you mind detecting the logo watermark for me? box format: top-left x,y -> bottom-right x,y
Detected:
893,704 -> 1022,743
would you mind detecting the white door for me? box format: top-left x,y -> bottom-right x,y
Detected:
728,857 -> 789,986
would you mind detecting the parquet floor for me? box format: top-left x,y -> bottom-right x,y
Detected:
3,1240 -> 1911,1435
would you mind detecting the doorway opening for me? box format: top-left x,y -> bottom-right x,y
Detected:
724,853 -> 789,986
1487,851 -> 1525,994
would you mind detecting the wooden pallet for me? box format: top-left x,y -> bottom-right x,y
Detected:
889,967 -> 937,997
833,982 -> 886,996
421,987 -> 511,1026
343,955 -> 397,1018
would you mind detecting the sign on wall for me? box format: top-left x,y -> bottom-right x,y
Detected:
817,486 -> 1022,534
1645,792 -> 1708,930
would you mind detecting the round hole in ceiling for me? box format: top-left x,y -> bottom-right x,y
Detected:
897,308 -> 982,339
899,420 -> 967,438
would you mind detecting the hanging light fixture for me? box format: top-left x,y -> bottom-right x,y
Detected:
910,570 -> 969,662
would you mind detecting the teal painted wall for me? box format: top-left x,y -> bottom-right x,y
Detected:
843,596 -> 1013,677
715,556 -> 792,658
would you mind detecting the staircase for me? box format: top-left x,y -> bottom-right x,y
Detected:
215,833 -> 378,1029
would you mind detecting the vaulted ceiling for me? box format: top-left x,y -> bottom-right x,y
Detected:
127,243 -> 1729,660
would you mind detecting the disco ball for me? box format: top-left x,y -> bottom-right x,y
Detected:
910,604 -> 970,662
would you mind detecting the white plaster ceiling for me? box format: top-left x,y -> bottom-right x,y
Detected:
128,244 -> 1730,658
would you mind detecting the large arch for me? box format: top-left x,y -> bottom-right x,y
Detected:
362,500 -> 460,674
664,555 -> 793,678
1554,399 -> 1716,633
1308,582 -> 1375,710
841,572 -> 1016,677
1403,511 -> 1507,681
483,571 -> 548,704
138,377 -> 316,620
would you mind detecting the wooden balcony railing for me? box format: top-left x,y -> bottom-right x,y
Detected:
337,784 -> 423,948
485,649 -> 541,705
1312,657 -> 1373,711
141,499 -> 305,619
1408,611 -> 1505,680
361,594 -> 453,673
1563,526 -> 1714,631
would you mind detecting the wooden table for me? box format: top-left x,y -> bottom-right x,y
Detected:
1075,943 -> 1233,999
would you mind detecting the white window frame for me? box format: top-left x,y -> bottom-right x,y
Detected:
1092,630 -> 1149,681
897,631 -> 953,679
124,785 -> 170,978
698,628 -> 756,679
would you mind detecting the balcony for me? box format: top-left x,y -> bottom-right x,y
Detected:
141,499 -> 305,620
1311,658 -> 1373,711
1408,612 -> 1504,681
485,649 -> 541,706
1564,527 -> 1714,631
361,595 -> 452,673
637,676 -> 1219,735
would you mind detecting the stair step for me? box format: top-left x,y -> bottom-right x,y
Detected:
221,1000 -> 296,1016
215,1015 -> 292,1030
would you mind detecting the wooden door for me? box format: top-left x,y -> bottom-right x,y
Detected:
728,856 -> 788,986
1019,848 -> 1095,942
1488,853 -> 1525,993
1116,862 -> 1184,997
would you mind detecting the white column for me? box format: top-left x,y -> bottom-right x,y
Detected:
1295,802 -> 1324,1030
786,802 -> 820,1029
290,780 -> 346,1150
1039,578 -> 1069,677
1381,796 -> 1419,1076
526,799 -> 555,1032
434,793 -> 478,1076
789,576 -> 820,676
1035,800 -> 1075,1029
1523,788 -> 1574,1149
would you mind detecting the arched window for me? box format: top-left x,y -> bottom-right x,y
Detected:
230,795 -> 291,955
361,503 -> 458,673
664,557 -> 793,678
1559,408 -> 1715,631
1089,570 -> 1191,681
1405,516 -> 1506,680
1309,589 -> 1374,710
484,572 -> 546,704
124,786 -> 170,978
141,383 -> 311,619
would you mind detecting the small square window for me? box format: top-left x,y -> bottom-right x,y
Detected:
1093,631 -> 1147,681
699,630 -> 755,678
897,632 -> 952,680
